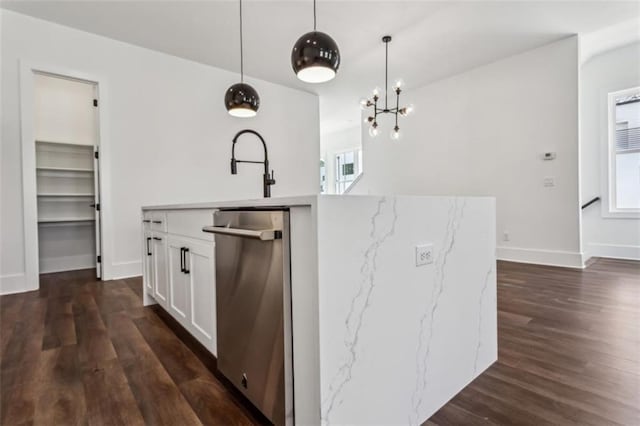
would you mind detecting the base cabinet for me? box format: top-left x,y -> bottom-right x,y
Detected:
152,234 -> 169,309
185,239 -> 216,354
143,229 -> 154,296
168,236 -> 190,323
143,210 -> 216,356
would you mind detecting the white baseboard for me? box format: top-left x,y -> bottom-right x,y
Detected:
0,273 -> 34,295
109,260 -> 142,280
40,254 -> 95,274
585,243 -> 640,261
496,246 -> 584,268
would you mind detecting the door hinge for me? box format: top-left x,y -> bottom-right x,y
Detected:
97,255 -> 101,263
94,150 -> 99,159
93,99 -> 98,107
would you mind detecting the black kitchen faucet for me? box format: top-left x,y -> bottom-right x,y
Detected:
230,129 -> 276,198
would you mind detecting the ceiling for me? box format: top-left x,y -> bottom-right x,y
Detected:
3,1 -> 639,134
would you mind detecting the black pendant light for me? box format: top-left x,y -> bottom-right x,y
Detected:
225,0 -> 259,117
291,0 -> 340,83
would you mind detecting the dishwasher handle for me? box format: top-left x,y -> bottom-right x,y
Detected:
202,225 -> 282,241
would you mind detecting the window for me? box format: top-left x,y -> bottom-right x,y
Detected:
607,87 -> 640,214
335,149 -> 362,194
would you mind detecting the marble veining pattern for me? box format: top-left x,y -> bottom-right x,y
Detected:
322,197 -> 398,424
410,198 -> 466,424
474,266 -> 494,375
317,195 -> 496,425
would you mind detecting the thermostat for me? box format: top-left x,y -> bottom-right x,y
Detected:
543,152 -> 556,160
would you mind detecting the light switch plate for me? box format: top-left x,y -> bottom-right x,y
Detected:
416,244 -> 433,267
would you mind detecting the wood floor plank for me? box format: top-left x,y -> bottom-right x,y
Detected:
82,358 -> 145,426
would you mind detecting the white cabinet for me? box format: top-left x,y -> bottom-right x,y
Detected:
152,234 -> 169,308
143,228 -> 154,296
142,209 -> 216,355
167,236 -> 190,322
184,239 -> 216,354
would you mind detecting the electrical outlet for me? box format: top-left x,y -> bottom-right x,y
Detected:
503,231 -> 510,242
543,177 -> 555,187
415,244 -> 433,267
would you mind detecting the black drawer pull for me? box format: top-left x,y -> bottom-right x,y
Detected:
146,237 -> 151,256
180,247 -> 185,273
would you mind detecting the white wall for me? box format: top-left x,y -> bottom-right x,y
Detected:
1,10 -> 319,294
320,126 -> 361,194
352,37 -> 582,267
580,42 -> 640,261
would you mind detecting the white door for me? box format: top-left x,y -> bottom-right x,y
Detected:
168,236 -> 190,322
185,239 -> 216,354
152,234 -> 169,308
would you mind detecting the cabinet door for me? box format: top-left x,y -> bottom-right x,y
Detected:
143,230 -> 154,296
152,234 -> 169,308
167,236 -> 190,322
185,239 -> 216,354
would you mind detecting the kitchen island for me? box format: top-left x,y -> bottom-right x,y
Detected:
141,194 -> 496,426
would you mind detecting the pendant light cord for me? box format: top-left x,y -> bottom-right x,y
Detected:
239,0 -> 244,83
384,39 -> 389,109
313,0 -> 317,31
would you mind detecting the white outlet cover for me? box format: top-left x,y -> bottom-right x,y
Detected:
415,244 -> 434,267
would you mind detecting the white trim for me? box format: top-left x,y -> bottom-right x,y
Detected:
0,274 -> 30,296
497,246 -> 584,269
603,86 -> 640,218
39,254 -> 95,274
586,243 -> 640,261
110,261 -> 142,280
19,60 -> 114,294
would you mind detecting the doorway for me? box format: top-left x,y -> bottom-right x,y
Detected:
31,72 -> 103,278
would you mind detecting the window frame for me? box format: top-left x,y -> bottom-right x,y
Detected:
604,86 -> 640,218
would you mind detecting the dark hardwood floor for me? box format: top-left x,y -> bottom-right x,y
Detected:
1,258 -> 638,425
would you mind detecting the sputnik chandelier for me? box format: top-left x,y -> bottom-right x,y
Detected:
361,35 -> 413,140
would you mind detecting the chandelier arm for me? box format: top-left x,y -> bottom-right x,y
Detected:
395,90 -> 400,128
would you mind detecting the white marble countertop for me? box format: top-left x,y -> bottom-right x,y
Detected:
141,194 -> 495,211
141,194 -> 318,211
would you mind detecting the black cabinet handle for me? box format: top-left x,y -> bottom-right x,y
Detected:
152,220 -> 162,224
153,237 -> 162,241
180,247 -> 185,273
146,237 -> 152,256
183,248 -> 190,274
143,219 -> 151,223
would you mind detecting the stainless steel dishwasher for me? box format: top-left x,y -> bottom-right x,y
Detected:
202,209 -> 293,425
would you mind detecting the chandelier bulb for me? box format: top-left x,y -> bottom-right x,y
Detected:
390,126 -> 402,141
369,125 -> 380,138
